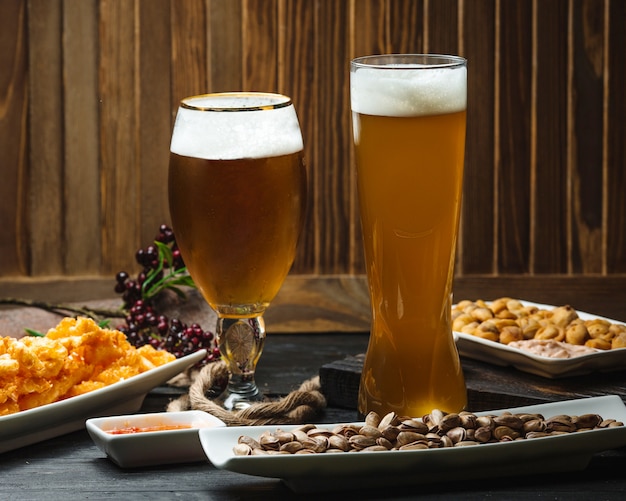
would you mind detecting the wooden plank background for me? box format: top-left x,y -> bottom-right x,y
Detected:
1,0 -> 625,326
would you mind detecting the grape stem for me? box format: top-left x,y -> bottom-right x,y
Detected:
0,297 -> 126,321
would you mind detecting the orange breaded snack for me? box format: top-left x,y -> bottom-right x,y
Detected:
0,317 -> 176,416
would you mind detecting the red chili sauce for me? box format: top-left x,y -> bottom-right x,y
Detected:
107,424 -> 193,434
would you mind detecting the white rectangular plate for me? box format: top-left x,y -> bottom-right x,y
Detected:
0,349 -> 206,454
199,395 -> 626,493
454,301 -> 626,378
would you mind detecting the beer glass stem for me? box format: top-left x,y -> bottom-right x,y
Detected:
216,315 -> 266,410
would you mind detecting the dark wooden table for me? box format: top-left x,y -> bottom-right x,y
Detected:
2,333 -> 626,500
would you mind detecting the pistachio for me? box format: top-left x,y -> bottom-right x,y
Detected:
439,413 -> 461,432
332,424 -> 360,438
359,424 -> 383,439
493,425 -> 520,440
476,415 -> 495,430
399,442 -> 429,451
440,435 -> 454,448
573,414 -> 602,429
399,418 -> 429,434
307,427 -> 333,438
295,424 -> 315,433
233,443 -> 252,456
381,425 -> 401,442
446,426 -> 467,444
365,411 -> 381,428
378,411 -> 398,430
259,431 -> 280,450
348,435 -> 376,450
361,445 -> 388,452
600,419 -> 624,428
518,413 -> 544,423
238,435 -> 261,449
376,437 -> 394,450
474,426 -> 492,443
523,419 -> 546,433
280,441 -> 304,454
459,413 -> 478,429
545,415 -> 576,433
301,437 -> 328,453
423,409 -> 445,430
328,434 -> 350,451
274,430 -> 295,444
525,431 -> 550,439
293,429 -> 309,442
493,414 -> 524,430
396,431 -> 427,447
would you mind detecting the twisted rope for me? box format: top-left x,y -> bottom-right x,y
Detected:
167,360 -> 326,426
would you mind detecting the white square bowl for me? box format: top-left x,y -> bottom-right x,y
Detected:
86,410 -> 226,468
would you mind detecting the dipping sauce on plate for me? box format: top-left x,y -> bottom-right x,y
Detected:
107,424 -> 193,434
507,339 -> 599,358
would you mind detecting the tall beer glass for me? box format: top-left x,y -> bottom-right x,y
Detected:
351,55 -> 467,417
168,93 -> 306,410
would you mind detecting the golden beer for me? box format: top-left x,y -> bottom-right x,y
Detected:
168,151 -> 306,315
351,55 -> 467,417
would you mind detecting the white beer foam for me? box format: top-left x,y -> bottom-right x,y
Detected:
170,95 -> 303,160
351,64 -> 466,117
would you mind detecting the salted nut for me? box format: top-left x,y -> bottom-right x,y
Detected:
233,409 -> 624,456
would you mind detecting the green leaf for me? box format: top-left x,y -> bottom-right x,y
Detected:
155,241 -> 174,267
25,328 -> 45,337
139,240 -> 197,301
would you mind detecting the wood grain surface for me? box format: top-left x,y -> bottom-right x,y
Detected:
1,0 -> 625,314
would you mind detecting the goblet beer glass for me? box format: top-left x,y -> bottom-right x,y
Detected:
168,93 -> 306,410
351,55 -> 467,417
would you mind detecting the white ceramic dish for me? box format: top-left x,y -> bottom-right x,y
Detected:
86,410 -> 225,467
454,301 -> 626,378
200,395 -> 626,493
0,349 -> 206,454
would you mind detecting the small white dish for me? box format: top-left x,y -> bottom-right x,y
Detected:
87,410 -> 226,468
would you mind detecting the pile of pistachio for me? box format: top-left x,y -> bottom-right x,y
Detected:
233,408 -> 623,455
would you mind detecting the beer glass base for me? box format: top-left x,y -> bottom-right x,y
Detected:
216,315 -> 266,411
220,378 -> 264,411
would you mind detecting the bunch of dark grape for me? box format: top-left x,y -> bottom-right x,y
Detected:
114,224 -> 220,365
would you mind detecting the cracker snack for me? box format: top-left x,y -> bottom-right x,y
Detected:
0,317 -> 175,416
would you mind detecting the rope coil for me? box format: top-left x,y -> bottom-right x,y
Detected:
167,360 -> 327,426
